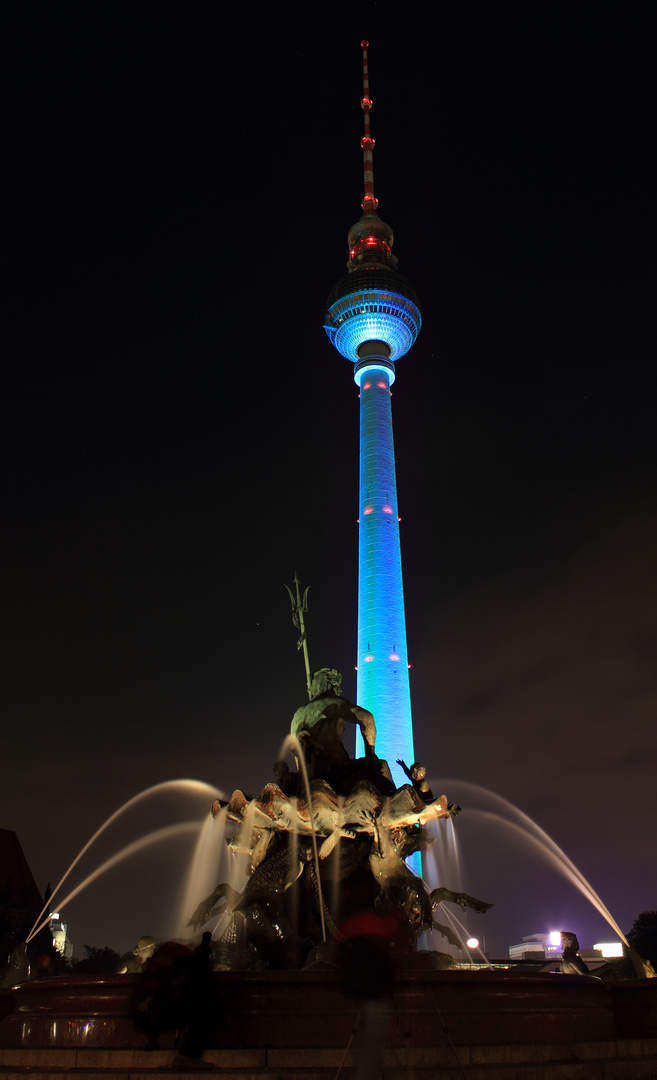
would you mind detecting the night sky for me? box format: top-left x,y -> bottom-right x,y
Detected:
4,2 -> 655,959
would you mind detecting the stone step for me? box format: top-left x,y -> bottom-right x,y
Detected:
1,1041 -> 657,1079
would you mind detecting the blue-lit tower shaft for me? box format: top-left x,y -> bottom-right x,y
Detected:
356,349 -> 411,773
323,42 -> 421,788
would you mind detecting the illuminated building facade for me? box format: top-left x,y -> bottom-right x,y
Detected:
50,912 -> 73,961
323,42 -> 421,784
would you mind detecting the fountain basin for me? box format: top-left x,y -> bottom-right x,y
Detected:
1,969 -> 655,1050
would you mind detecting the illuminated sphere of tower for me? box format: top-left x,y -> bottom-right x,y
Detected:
323,266 -> 421,365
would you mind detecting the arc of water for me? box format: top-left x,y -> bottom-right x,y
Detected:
27,779 -> 221,945
468,809 -> 628,945
435,780 -> 629,946
442,780 -> 593,890
27,821 -> 202,943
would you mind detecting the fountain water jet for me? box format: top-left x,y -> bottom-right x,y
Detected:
280,732 -> 328,943
431,779 -> 629,946
439,904 -> 492,968
467,810 -> 627,943
174,807 -> 236,940
423,815 -> 463,894
25,779 -> 222,946
27,823 -> 203,943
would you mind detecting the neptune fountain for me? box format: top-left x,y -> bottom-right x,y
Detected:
1,668 -> 655,1078
185,666 -> 491,970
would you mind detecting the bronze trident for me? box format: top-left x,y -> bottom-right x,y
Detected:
284,572 -> 311,698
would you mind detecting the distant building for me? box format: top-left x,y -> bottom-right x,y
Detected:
508,931 -> 623,965
508,932 -> 562,960
49,913 -> 73,961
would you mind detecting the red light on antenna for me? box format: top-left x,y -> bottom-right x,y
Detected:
361,39 -> 369,48
383,506 -> 393,514
363,506 -> 373,515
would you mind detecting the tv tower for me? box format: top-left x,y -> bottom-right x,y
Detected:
323,41 -> 421,786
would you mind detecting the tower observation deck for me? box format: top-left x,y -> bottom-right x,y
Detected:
323,41 -> 421,785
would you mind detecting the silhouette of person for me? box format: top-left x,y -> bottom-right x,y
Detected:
129,936 -> 219,1067
339,911 -> 399,1080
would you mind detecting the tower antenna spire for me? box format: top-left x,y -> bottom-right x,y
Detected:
360,40 -> 378,215
345,41 -> 397,273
